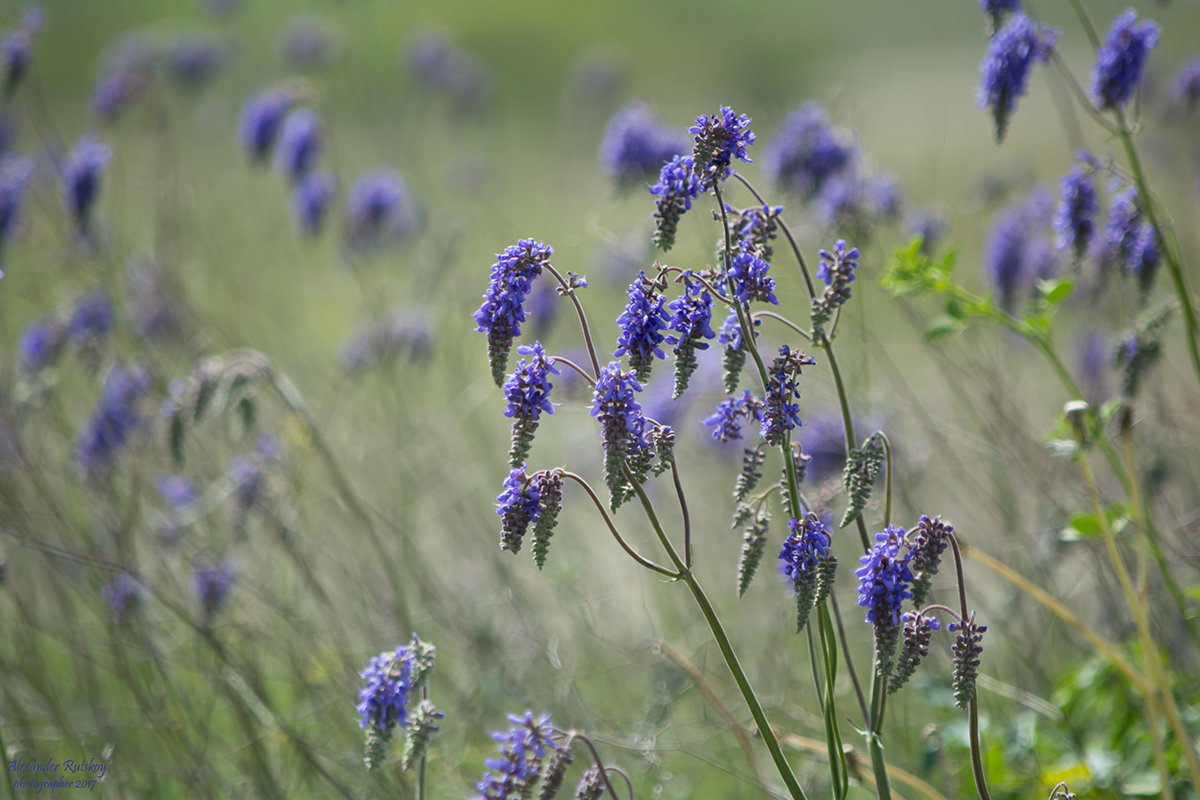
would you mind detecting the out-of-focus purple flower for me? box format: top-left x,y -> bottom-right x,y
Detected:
291,171 -> 336,236
473,711 -> 556,800
475,239 -> 553,385
1054,163 -> 1099,260
405,31 -> 491,112
126,259 -> 181,339
228,453 -> 264,513
978,13 -> 1060,141
237,87 -> 294,163
274,108 -> 322,183
864,173 -> 903,221
798,411 -> 847,484
1026,238 -> 1061,282
815,173 -> 863,226
1091,9 -> 1159,110
103,572 -> 145,620
614,270 -> 669,382
344,168 -> 419,252
193,562 -> 234,619
155,473 -> 198,510
67,290 -> 113,344
980,0 -> 1021,18
164,34 -> 225,88
340,309 -> 434,375
906,211 -> 948,256
256,432 -> 280,460
17,315 -> 63,376
649,154 -> 701,251
983,187 -> 1054,310
75,364 -> 151,475
689,106 -> 754,186
0,154 -> 33,242
1,7 -> 40,98
1102,187 -> 1157,293
278,16 -> 340,69
598,100 -> 685,185
90,38 -> 156,122
62,134 -> 112,235
764,102 -> 857,201
1076,329 -> 1109,405
1170,58 -> 1200,113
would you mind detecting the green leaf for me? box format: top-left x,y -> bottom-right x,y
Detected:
1061,514 -> 1101,541
945,298 -> 965,320
926,316 -> 964,341
1039,278 -> 1076,306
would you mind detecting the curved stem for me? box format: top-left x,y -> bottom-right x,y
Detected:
752,310 -> 813,340
549,355 -> 597,387
830,592 -> 871,726
669,461 -> 693,568
570,732 -> 625,800
561,471 -> 675,577
544,264 -> 602,377
878,432 -> 893,529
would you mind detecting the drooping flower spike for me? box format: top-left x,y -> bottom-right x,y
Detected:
689,105 -> 755,187
613,270 -> 669,383
503,341 -> 559,469
977,13 -> 1060,141
1091,9 -> 1159,111
474,239 -> 554,385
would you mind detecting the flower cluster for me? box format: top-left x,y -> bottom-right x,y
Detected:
727,242 -> 778,305
730,204 -> 784,263
503,342 -> 559,468
1172,58 -> 1200,113
1091,9 -> 1159,111
273,107 -> 322,183
779,515 -> 834,632
978,13 -> 1060,141
102,572 -> 145,621
763,103 -> 856,201
761,346 -> 815,447
649,154 -> 701,251
855,527 -> 915,676
1,8 -> 41,98
192,562 -> 235,620
888,610 -> 941,695
68,291 -> 113,345
0,154 -> 33,243
983,187 -> 1057,311
718,308 -> 759,393
63,134 -> 113,236
406,31 -> 491,112
598,100 -> 685,185
664,274 -> 715,398
613,270 -> 669,383
495,466 -> 565,561
811,239 -> 859,340
1103,188 -> 1158,296
703,389 -> 762,443
237,87 -> 294,162
688,105 -> 754,186
75,364 -> 151,475
472,711 -> 557,800
17,316 -> 64,377
1054,163 -> 1099,261
358,634 -> 441,771
344,168 -> 420,253
908,514 -> 953,607
949,614 -> 988,709
474,239 -> 554,385
291,172 -> 336,235
590,362 -> 646,508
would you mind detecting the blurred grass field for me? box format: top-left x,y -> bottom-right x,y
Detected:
2,0 -> 1200,797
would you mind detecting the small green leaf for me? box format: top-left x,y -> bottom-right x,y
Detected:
1040,278 -> 1076,306
926,316 -> 964,341
1061,514 -> 1101,541
945,298 -> 965,320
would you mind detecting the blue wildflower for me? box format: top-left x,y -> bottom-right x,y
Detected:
406,30 -> 491,112
357,645 -> 414,734
1091,9 -> 1159,110
344,168 -> 420,252
62,134 -> 112,236
75,364 -> 150,475
0,155 -> 31,242
590,361 -> 646,508
703,389 -> 761,443
907,211 -> 949,256
763,102 -> 856,201
473,711 -> 556,800
665,275 -> 715,398
731,204 -> 784,263
864,173 -> 903,221
474,239 -> 554,385
503,342 -> 559,468
0,9 -> 38,98
1076,329 -> 1109,405
980,0 -> 1021,32
978,13 -> 1060,141
274,108 -> 322,183
727,241 -> 778,305
599,100 -> 685,185
1054,163 -> 1099,260
717,307 -> 760,393
614,270 -> 670,383
237,87 -> 294,162
1102,187 -> 1157,293
817,239 -> 859,305
1171,58 -> 1200,113
761,346 -> 815,447
291,171 -> 336,235
814,173 -> 864,226
908,515 -> 953,607
228,453 -> 264,514
983,187 -> 1053,310
155,473 -> 198,510
193,562 -> 235,619
649,154 -> 701,251
888,610 -> 941,695
948,614 -> 988,708
689,106 -> 754,185
164,35 -> 225,87
17,316 -> 64,376
102,572 -> 145,620
496,466 -> 540,554
779,515 -> 834,631
90,39 -> 156,122
855,526 -> 915,675
67,291 -> 113,344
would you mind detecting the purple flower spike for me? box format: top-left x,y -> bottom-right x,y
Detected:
614,270 -> 669,383
978,13 -> 1060,141
62,134 -> 112,236
689,105 -> 755,186
472,711 -> 556,800
599,101 -> 686,185
237,87 -> 294,162
474,239 -> 554,385
1091,9 -> 1159,110
274,107 -> 323,183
